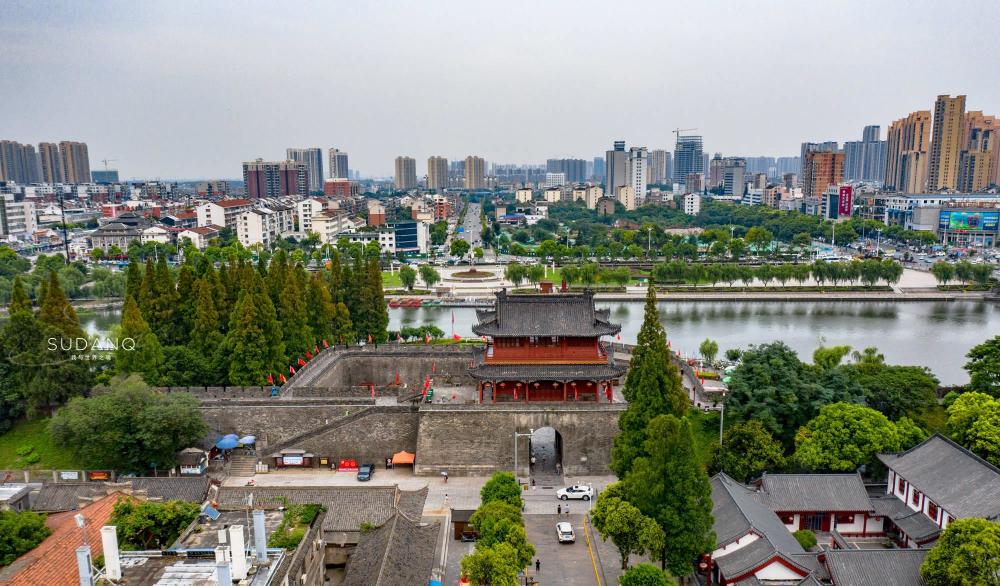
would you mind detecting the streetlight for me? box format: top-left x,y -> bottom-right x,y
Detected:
513,429 -> 534,482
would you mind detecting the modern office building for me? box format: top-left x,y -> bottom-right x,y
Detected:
464,156 -> 486,189
286,148 -> 324,193
59,141 -> 91,184
604,141 -> 628,199
627,147 -> 648,203
885,110 -> 931,193
427,156 -> 448,190
242,159 -> 308,197
722,157 -> 746,196
647,149 -> 671,185
802,151 -> 844,199
394,156 -> 417,190
328,148 -> 349,179
927,95 -> 967,191
674,135 -> 704,188
37,142 -> 63,184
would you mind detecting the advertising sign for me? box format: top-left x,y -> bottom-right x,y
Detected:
838,186 -> 853,216
282,455 -> 304,466
939,210 -> 1000,232
59,471 -> 80,481
87,470 -> 110,481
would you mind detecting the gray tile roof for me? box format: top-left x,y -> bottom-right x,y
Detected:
870,495 -> 941,542
468,362 -> 627,381
31,483 -> 103,512
754,473 -> 874,512
823,549 -> 928,586
342,513 -> 439,586
877,433 -> 1000,520
126,477 -> 210,503
472,290 -> 621,337
31,477 -> 210,512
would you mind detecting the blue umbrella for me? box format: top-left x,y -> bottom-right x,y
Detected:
216,437 -> 239,450
223,433 -> 239,440
239,435 -> 256,445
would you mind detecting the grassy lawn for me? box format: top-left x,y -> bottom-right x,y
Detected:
687,409 -> 721,468
381,271 -> 403,287
0,418 -> 80,470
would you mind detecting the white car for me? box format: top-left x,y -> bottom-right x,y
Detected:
556,522 -> 575,543
556,485 -> 594,501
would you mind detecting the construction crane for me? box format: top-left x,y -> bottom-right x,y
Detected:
101,158 -> 118,170
673,128 -> 697,143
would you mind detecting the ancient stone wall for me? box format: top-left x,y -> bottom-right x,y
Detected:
199,404 -> 370,449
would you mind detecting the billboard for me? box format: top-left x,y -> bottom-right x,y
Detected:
837,186 -> 853,216
939,210 -> 1000,232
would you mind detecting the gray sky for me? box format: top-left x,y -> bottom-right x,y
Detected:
3,0 -> 999,180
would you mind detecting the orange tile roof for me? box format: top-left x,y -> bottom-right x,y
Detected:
0,492 -> 130,586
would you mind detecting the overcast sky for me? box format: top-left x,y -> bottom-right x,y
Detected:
3,0 -> 999,180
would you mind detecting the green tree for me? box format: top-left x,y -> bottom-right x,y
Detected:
504,262 -> 526,287
709,420 -> 785,483
590,488 -> 665,569
116,295 -> 164,384
331,301 -> 355,345
480,471 -> 523,508
419,264 -> 441,288
224,270 -> 284,384
966,336 -> 1000,397
460,542 -> 521,586
793,529 -> 817,550
612,282 -> 687,477
398,265 -> 417,291
699,338 -> 719,365
920,518 -> 1000,586
746,226 -> 774,254
469,503 -> 534,571
278,268 -> 313,357
625,415 -> 715,576
306,273 -> 336,343
110,499 -> 200,550
946,392 -> 1000,465
49,375 -> 208,472
794,402 -> 913,472
849,363 -> 938,420
451,238 -> 471,257
619,564 -> 674,586
813,344 -> 852,370
0,510 -> 51,567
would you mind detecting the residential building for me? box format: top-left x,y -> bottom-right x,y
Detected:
286,147 -> 324,193
196,198 -> 253,229
627,147 -> 648,203
195,180 -> 230,197
544,172 -> 566,188
0,196 -> 37,241
762,185 -> 790,209
722,157 -> 746,196
964,111 -> 1000,187
140,225 -> 171,245
545,158 -> 587,183
329,148 -> 349,179
368,201 -> 387,226
236,203 -> 295,248
927,95 -> 967,191
243,159 -> 307,197
88,222 -> 142,250
802,151 -> 844,198
464,156 -> 486,189
427,156 -> 448,190
647,149 -> 671,184
296,197 -> 327,232
682,193 -> 701,216
432,194 -> 451,220
324,178 -> 360,198
708,154 -> 725,188
843,125 -> 888,183
615,185 -> 635,211
592,156 -> 605,180
674,135 -> 704,188
91,169 -> 120,183
178,225 -> 221,249
515,188 -> 533,203
394,156 -> 417,190
37,142 -> 63,183
885,110 -> 932,193
685,172 -> 704,194
957,127 -> 994,192
543,188 -> 562,203
0,140 -> 41,184
337,229 -> 396,254
604,140 -> 628,199
799,141 -> 838,179
311,210 -> 359,244
58,141 -> 90,184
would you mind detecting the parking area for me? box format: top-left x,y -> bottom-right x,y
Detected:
525,514 -> 596,585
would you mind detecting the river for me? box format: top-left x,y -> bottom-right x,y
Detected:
75,300 -> 999,385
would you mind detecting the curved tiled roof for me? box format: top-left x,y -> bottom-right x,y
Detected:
753,473 -> 874,512
468,362 -> 627,381
472,290 -> 621,337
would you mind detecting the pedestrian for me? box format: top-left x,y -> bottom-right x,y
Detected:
565,505 -> 570,515
535,559 -> 540,572
557,504 -> 561,515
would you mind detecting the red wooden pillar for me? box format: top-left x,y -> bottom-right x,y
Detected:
525,382 -> 530,403
562,382 -> 567,401
478,382 -> 483,404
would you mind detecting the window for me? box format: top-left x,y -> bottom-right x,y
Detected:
897,477 -> 906,495
780,514 -> 795,525
835,514 -> 855,525
927,501 -> 939,521
911,489 -> 921,506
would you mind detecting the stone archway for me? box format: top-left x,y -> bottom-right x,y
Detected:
529,427 -> 563,480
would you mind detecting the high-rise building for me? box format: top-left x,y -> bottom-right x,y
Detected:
592,156 -> 605,180
427,156 -> 449,190
604,141 -> 628,197
684,172 -> 704,194
957,128 -> 994,192
708,154 -> 725,188
59,141 -> 91,184
545,158 -> 588,183
647,149 -> 671,185
0,140 -> 41,183
91,169 -> 120,183
885,110 -> 931,193
328,148 -> 349,179
722,157 -> 746,196
927,95 -> 967,191
627,147 -> 648,203
394,156 -> 417,190
615,185 -> 636,211
464,156 -> 486,189
962,111 -> 1000,188
242,159 -> 308,197
286,148 -> 323,193
802,151 -> 844,199
674,135 -> 704,188
38,142 -> 63,183
799,142 -> 838,179
843,125 -> 888,183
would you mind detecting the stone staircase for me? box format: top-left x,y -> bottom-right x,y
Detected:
228,454 -> 258,477
263,407 -> 376,455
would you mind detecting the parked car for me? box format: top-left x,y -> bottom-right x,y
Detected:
556,485 -> 594,501
357,464 -> 375,481
556,522 -> 576,543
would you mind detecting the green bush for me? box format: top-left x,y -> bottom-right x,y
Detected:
15,445 -> 34,457
793,529 -> 817,550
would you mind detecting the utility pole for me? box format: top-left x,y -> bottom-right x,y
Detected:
58,190 -> 70,264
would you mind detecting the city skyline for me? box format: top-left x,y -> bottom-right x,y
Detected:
3,1 -> 1000,179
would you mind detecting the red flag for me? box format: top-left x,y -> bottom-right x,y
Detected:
289,365 -> 296,374
306,351 -> 313,360
424,334 -> 430,344
368,334 -> 373,343
314,345 -> 319,355
279,374 -> 287,384
297,358 -> 306,367
394,370 -> 400,385
370,384 -> 376,398
453,334 -> 461,341
616,334 -> 621,341
322,339 -> 329,348
267,374 -> 274,385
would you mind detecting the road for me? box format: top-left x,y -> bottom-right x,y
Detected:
458,202 -> 482,250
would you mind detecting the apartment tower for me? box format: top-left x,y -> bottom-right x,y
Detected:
884,111 -> 931,193
464,156 -> 486,189
286,148 -> 324,193
427,156 -> 449,190
59,141 -> 91,184
394,156 -> 417,190
328,148 -> 349,179
927,95 -> 966,191
802,151 -> 844,199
